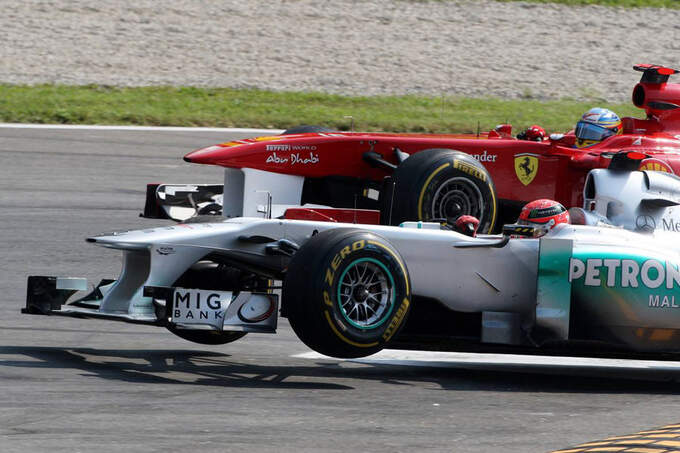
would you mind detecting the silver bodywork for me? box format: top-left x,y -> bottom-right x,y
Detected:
25,168 -> 680,353
92,219 -> 539,315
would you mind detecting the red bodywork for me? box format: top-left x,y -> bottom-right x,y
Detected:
283,207 -> 381,224
184,65 -> 680,210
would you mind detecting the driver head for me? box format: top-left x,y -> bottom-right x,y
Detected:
575,107 -> 622,148
517,199 -> 570,237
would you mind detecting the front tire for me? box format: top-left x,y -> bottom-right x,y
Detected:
383,149 -> 497,233
284,229 -> 411,358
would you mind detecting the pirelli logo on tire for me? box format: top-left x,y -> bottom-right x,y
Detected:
453,159 -> 487,182
382,297 -> 410,342
325,240 -> 366,286
287,229 -> 413,357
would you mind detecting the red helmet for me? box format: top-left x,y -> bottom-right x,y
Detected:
524,125 -> 546,141
518,199 -> 569,231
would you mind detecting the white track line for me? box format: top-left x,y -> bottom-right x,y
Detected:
0,123 -> 284,134
294,350 -> 680,371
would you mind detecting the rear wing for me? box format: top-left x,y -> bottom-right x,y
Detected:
634,64 -> 680,84
632,64 -> 680,118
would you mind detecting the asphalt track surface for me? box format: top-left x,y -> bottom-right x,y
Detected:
2,126 -> 680,453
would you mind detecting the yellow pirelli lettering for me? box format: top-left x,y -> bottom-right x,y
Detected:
324,311 -> 378,348
331,253 -> 343,271
323,290 -> 333,307
382,297 -> 410,342
453,159 -> 487,182
325,268 -> 334,286
352,240 -> 365,251
339,245 -> 351,260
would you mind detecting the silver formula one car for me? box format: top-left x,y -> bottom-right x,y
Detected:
24,154 -> 680,358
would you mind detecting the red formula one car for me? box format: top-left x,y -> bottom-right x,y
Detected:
145,64 -> 680,233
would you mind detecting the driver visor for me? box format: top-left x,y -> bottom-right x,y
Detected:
575,121 -> 616,142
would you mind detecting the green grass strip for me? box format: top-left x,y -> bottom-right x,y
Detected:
495,0 -> 678,7
0,84 -> 640,134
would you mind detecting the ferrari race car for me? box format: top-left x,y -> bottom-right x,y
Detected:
144,64 -> 680,234
23,153 -> 680,358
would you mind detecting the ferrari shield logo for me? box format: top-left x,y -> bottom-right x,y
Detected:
514,153 -> 539,186
639,158 -> 674,174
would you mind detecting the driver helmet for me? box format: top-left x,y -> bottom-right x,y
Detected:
575,107 -> 622,148
524,125 -> 546,141
517,199 -> 570,236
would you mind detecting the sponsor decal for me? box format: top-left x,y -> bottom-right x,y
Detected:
470,150 -> 497,163
648,294 -> 679,308
237,296 -> 276,323
661,217 -> 680,232
156,246 -> 176,256
636,215 -> 680,232
382,297 -> 410,342
291,144 -> 317,151
265,144 -> 318,152
636,215 -> 656,232
568,257 -> 680,289
173,289 -> 232,323
265,144 -> 290,151
453,159 -> 487,182
291,152 -> 319,164
325,240 -> 366,286
514,153 -> 539,186
569,257 -> 680,309
632,137 -> 642,146
639,158 -> 674,174
265,151 -> 319,165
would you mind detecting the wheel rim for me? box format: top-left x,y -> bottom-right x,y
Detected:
430,177 -> 484,222
337,258 -> 395,329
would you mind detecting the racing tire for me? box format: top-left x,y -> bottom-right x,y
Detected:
167,328 -> 247,346
382,148 -> 497,233
281,125 -> 334,135
284,229 -> 411,358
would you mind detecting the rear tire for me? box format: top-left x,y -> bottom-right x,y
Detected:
284,229 -> 411,358
383,148 -> 497,233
